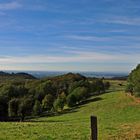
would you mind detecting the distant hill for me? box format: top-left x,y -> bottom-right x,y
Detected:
14,72 -> 36,79
46,72 -> 86,82
0,71 -> 36,82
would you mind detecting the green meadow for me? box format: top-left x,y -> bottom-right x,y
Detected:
0,80 -> 140,140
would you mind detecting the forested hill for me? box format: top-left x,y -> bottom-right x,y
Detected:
45,72 -> 86,82
0,72 -> 110,121
0,71 -> 36,82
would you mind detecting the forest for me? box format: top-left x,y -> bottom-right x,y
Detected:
1,64 -> 140,122
0,72 -> 110,121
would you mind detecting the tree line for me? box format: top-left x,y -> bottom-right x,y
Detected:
0,73 -> 110,121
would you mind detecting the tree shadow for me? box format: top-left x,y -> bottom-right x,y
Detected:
78,97 -> 102,106
27,97 -> 103,123
26,107 -> 80,122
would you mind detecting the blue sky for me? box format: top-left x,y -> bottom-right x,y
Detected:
0,0 -> 140,72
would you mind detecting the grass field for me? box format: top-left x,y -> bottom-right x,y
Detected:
0,81 -> 140,140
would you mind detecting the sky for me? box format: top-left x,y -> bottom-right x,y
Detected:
0,0 -> 140,72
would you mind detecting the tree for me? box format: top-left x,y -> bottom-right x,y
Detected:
15,85 -> 28,97
95,79 -> 105,94
33,100 -> 42,115
18,96 -> 33,121
42,94 -> 54,111
68,80 -> 89,94
0,94 -> 9,119
53,92 -> 66,111
66,94 -> 77,107
8,98 -> 19,117
67,87 -> 89,107
127,64 -> 140,96
35,81 -> 56,102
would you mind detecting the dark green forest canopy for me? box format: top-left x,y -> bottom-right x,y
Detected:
0,71 -> 36,83
0,72 -> 109,121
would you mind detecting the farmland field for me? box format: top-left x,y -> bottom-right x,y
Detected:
0,81 -> 140,140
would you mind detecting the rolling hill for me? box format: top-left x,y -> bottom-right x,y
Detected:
0,71 -> 36,83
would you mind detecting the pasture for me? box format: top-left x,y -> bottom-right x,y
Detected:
0,80 -> 140,140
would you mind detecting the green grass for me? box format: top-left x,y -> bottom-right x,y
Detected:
105,79 -> 127,92
0,89 -> 140,140
0,80 -> 138,140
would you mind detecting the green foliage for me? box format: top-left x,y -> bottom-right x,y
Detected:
0,85 -> 16,99
66,93 -> 77,107
95,79 -> 105,93
8,98 -> 20,117
89,79 -> 108,94
53,92 -> 66,111
0,94 -> 9,117
42,94 -> 54,111
0,91 -> 139,140
0,72 -> 109,120
73,87 -> 88,102
68,80 -> 89,94
127,64 -> 140,96
125,83 -> 133,93
33,100 -> 42,115
18,96 -> 34,121
35,81 -> 56,102
67,87 -> 88,107
104,81 -> 110,91
0,84 -> 28,99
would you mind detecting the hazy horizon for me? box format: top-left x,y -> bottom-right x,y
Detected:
0,0 -> 140,72
0,70 -> 128,79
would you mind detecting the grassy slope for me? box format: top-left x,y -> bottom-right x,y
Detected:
0,81 -> 140,140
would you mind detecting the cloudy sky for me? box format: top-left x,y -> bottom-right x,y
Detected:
0,0 -> 140,72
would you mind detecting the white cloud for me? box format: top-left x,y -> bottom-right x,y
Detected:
102,16 -> 140,26
0,51 -> 139,64
66,35 -> 112,42
0,49 -> 139,72
0,1 -> 22,10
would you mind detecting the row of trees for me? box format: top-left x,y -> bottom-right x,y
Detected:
0,73 -> 110,121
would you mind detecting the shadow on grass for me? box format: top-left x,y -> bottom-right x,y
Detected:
77,97 -> 102,106
26,106 -> 80,123
27,90 -> 125,123
27,97 -> 102,123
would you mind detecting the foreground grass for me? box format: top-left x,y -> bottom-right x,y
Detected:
0,91 -> 140,140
